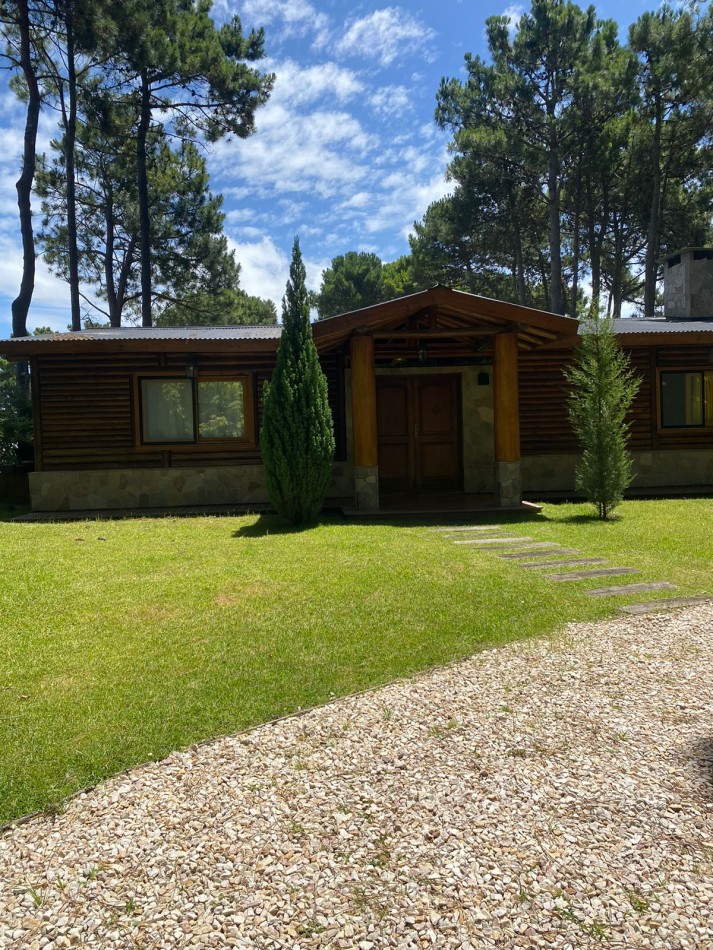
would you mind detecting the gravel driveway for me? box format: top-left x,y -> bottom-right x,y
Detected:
1,605 -> 712,949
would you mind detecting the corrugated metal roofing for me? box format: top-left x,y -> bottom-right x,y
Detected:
6,326 -> 283,343
612,317 -> 713,334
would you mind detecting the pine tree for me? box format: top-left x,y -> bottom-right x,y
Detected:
565,313 -> 640,519
261,239 -> 335,525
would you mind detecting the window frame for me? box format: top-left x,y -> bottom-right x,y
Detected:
656,367 -> 713,433
133,370 -> 255,450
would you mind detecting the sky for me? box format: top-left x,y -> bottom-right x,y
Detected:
0,0 -> 657,336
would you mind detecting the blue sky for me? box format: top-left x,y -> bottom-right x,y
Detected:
0,0 -> 655,336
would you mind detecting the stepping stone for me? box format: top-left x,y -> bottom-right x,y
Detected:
454,536 -> 533,546
620,595 -> 712,615
547,567 -> 638,582
499,545 -> 578,558
522,557 -> 606,569
587,581 -> 677,598
432,525 -> 504,533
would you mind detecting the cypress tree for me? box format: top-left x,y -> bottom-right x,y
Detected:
565,313 -> 640,519
261,238 -> 335,524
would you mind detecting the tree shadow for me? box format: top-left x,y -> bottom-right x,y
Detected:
231,512 -> 325,538
691,736 -> 713,801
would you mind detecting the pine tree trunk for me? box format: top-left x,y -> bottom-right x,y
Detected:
548,122 -> 564,314
11,0 -> 41,339
644,100 -> 662,317
137,70 -> 153,327
65,12 -> 81,332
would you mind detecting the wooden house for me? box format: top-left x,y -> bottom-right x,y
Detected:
2,249 -> 713,513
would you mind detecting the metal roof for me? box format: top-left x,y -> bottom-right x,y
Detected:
611,317 -> 713,334
6,326 -> 282,343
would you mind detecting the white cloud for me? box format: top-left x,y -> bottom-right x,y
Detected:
267,59 -> 364,108
227,234 -> 328,311
239,0 -> 331,49
335,8 -> 436,67
369,84 -> 413,117
501,4 -> 525,36
211,102 -> 374,200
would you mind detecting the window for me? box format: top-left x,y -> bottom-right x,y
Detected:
197,380 -> 245,439
138,376 -> 252,446
142,379 -> 194,443
659,370 -> 713,429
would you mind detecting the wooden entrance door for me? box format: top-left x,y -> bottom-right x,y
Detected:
376,375 -> 461,492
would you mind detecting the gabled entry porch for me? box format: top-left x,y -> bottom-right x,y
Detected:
313,287 -> 578,512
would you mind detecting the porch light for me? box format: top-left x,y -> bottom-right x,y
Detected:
418,344 -> 428,363
186,360 -> 198,379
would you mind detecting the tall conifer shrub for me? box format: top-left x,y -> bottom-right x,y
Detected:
261,239 -> 335,524
565,314 -> 640,519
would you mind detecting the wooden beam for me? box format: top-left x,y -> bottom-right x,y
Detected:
493,331 -> 520,462
372,328 -> 496,339
350,334 -> 378,468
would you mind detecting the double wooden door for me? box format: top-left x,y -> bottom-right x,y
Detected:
376,375 -> 461,492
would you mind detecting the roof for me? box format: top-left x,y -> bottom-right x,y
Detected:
1,287 -> 579,358
312,286 -> 579,351
612,317 -> 713,334
0,324 -> 283,357
10,326 -> 283,341
612,317 -> 713,345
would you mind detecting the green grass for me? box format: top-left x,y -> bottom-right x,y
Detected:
1,499 -> 711,825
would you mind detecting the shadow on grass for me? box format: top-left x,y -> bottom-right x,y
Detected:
0,504 -> 30,522
232,513 -> 325,538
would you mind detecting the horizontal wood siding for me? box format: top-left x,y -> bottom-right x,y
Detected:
520,346 -> 653,456
38,354 -> 160,470
36,349 -> 347,470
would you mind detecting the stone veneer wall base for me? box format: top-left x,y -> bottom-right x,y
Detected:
495,460 -> 522,507
30,462 -> 353,513
353,465 -> 379,512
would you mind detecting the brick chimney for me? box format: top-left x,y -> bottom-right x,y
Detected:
663,248 -> 713,319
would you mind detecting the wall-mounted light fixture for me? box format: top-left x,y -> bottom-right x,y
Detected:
186,360 -> 198,379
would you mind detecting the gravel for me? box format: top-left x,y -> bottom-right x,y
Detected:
1,605 -> 712,949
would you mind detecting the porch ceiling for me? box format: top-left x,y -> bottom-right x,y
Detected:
312,286 -> 579,354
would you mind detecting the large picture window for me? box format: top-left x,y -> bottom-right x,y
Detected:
659,370 -> 713,429
138,376 -> 252,446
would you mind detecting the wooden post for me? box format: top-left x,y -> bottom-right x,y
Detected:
493,331 -> 520,462
493,331 -> 521,507
350,333 -> 379,511
350,334 -> 377,467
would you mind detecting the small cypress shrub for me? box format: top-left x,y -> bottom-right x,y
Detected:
261,238 -> 335,524
565,312 -> 640,519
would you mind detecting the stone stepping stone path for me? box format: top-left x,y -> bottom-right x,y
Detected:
620,595 -> 712,615
587,581 -> 677,598
436,523 -> 706,612
431,525 -> 504,533
499,546 -> 579,558
454,536 -> 534,546
522,557 -> 606,569
547,567 -> 638,582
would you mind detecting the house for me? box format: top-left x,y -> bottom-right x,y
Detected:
2,248 -> 712,513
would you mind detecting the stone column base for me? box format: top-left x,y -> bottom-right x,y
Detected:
354,465 -> 379,512
495,459 -> 522,507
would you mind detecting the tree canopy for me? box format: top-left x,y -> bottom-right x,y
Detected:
2,0 -> 273,333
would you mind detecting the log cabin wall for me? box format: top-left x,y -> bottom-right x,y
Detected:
519,346 -> 655,456
519,340 -> 713,493
519,343 -> 713,457
33,351 -> 346,472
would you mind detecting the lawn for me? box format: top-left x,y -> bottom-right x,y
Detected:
1,499 -> 711,826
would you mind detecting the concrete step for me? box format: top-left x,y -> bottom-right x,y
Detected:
587,581 -> 677,598
547,567 -> 638,582
620,595 -> 711,615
